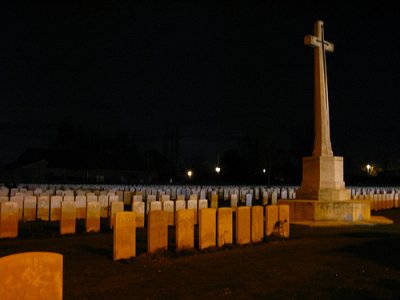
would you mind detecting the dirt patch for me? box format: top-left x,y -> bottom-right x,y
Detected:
1,210 -> 400,299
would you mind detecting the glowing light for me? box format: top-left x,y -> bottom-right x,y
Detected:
187,170 -> 193,178
262,169 -> 266,174
215,166 -> 221,174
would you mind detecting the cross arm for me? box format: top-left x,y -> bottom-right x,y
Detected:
304,35 -> 334,52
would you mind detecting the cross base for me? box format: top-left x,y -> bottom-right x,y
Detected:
297,156 -> 351,201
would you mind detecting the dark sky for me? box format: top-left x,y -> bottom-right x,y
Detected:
1,1 -> 400,173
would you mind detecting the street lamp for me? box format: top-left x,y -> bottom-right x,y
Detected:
262,168 -> 266,174
187,170 -> 193,180
215,166 -> 221,174
366,164 -> 371,176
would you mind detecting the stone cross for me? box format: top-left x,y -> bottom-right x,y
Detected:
304,20 -> 334,157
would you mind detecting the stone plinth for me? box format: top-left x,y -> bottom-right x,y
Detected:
175,209 -> 194,251
278,199 -> 370,222
0,252 -> 63,300
297,156 -> 351,201
217,207 -> 232,247
113,212 -> 136,260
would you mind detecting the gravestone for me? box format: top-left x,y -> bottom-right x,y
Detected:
217,207 -> 232,247
132,201 -> 145,228
187,199 -> 198,224
146,195 -> 156,213
110,201 -> 124,229
245,193 -> 252,207
87,195 -> 97,203
123,191 -> 132,206
50,196 -> 62,221
113,212 -> 136,260
278,205 -> 290,238
199,208 -> 216,250
251,206 -> 264,243
198,199 -> 208,210
265,205 -> 279,237
60,201 -> 76,235
0,196 -> 8,203
0,202 -> 18,238
75,195 -> 87,219
150,200 -> 162,212
98,195 -> 109,218
236,207 -> 251,245
230,194 -> 238,209
175,200 -> 186,212
10,196 -> 24,221
211,193 -> 218,209
162,200 -> 175,226
147,210 -> 168,253
63,195 -> 74,202
23,196 -> 37,222
175,209 -> 194,251
0,252 -> 63,300
37,195 -> 50,221
86,201 -> 100,233
133,195 -> 142,203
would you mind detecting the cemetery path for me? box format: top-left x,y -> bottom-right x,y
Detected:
1,209 -> 400,299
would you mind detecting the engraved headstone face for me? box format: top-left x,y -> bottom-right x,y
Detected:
113,212 -> 136,260
0,252 -> 63,300
63,195 -> 74,202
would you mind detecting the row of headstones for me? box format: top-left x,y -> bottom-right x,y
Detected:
0,185 -> 298,202
349,187 -> 400,211
0,199 -> 115,238
113,204 -> 290,260
0,194 -> 122,222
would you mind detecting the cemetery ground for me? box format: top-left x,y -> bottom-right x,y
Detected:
1,210 -> 400,299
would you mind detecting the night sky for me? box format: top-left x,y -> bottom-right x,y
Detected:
1,2 -> 399,179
